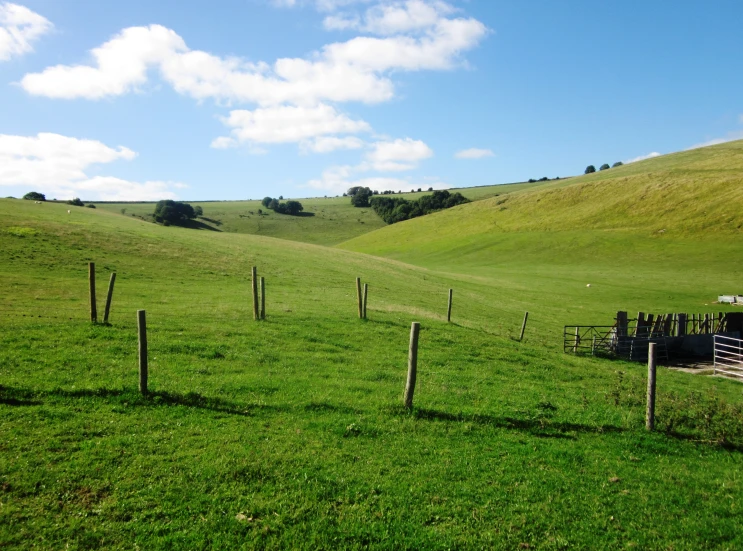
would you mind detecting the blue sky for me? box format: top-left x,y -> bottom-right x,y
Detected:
1,0 -> 741,201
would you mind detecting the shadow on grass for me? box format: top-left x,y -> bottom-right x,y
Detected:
0,386 -> 283,417
182,219 -> 222,232
295,212 -> 315,217
385,405 -> 623,440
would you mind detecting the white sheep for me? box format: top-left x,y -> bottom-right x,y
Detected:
67,210 -> 71,214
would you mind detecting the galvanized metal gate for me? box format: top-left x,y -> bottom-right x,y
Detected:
713,335 -> 743,380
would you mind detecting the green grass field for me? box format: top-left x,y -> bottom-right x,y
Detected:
90,180 -> 545,246
2,144 -> 743,549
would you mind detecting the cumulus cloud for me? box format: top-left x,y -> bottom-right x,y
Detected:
624,151 -> 661,164
365,137 -> 433,171
213,103 -> 370,150
0,2 -> 52,61
325,0 -> 455,35
301,135 -> 365,153
0,132 -> 183,200
686,130 -> 743,151
455,147 -> 494,159
21,5 -> 486,105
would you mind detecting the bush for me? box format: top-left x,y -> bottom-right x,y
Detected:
67,197 -> 84,206
370,190 -> 469,224
262,197 -> 304,216
261,197 -> 272,208
612,161 -> 623,168
23,191 -> 45,201
85,204 -> 96,208
350,188 -> 372,208
153,200 -> 197,225
600,163 -> 610,171
585,165 -> 596,174
194,206 -> 203,217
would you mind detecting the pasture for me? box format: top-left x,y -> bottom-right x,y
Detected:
2,144 -> 743,549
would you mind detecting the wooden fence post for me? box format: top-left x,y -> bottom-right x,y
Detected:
260,276 -> 265,320
137,310 -> 148,396
616,311 -> 628,337
646,342 -> 656,431
89,262 -> 97,322
356,277 -> 363,319
103,272 -> 116,323
403,322 -> 420,409
636,312 -> 645,336
519,312 -> 529,341
677,313 -> 687,337
363,283 -> 368,319
251,267 -> 259,321
447,289 -> 453,323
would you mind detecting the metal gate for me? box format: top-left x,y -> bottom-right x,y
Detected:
713,335 -> 743,380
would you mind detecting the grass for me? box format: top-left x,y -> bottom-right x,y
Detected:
2,143 -> 743,549
90,180 -> 547,246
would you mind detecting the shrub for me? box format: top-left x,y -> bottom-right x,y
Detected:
600,163 -> 610,171
261,197 -> 272,208
23,191 -> 45,201
67,197 -> 84,206
612,161 -> 623,168
262,197 -> 304,216
370,190 -> 469,224
194,206 -> 203,217
350,188 -> 372,208
85,204 -> 96,208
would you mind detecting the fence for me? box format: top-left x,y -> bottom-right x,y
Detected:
713,335 -> 743,380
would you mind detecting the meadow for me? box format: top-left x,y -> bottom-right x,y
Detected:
2,143 -> 743,549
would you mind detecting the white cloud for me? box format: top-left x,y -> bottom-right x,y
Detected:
21,7 -> 486,105
0,2 -> 52,61
625,151 -> 661,164
455,147 -> 494,159
301,135 -> 365,153
214,103 -> 370,148
686,130 -> 743,151
0,132 -> 183,200
365,137 -> 432,170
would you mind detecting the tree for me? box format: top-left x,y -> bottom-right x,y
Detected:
67,197 -> 84,206
278,195 -> 283,200
86,204 -> 96,208
153,200 -> 197,226
347,186 -> 365,196
23,191 -> 45,201
599,163 -> 610,171
284,200 -> 304,215
350,188 -> 372,207
261,197 -> 272,208
585,165 -> 596,174
268,198 -> 280,211
612,161 -> 623,168
194,206 -> 203,217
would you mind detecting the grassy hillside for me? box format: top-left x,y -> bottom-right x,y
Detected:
90,180 -> 547,246
340,142 -> 743,309
2,198 -> 742,549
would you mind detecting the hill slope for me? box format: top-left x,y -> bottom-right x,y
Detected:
90,180 -> 549,246
340,140 -> 743,271
2,197 -> 743,548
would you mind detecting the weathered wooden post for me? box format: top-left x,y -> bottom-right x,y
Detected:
403,322 -> 420,409
89,262 -> 97,322
703,313 -> 710,335
616,311 -> 628,337
519,312 -> 529,342
137,310 -> 148,396
260,276 -> 266,320
251,267 -> 259,321
363,283 -> 368,319
356,277 -> 363,319
447,289 -> 453,323
636,312 -> 645,336
677,313 -> 687,337
103,272 -> 116,323
646,342 -> 656,431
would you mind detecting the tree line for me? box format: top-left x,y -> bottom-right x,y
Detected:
261,197 -> 304,215
362,189 -> 470,224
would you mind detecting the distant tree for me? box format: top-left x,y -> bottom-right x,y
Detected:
599,163 -> 610,171
528,178 -> 536,183
85,204 -> 96,208
67,197 -> 84,206
153,200 -> 197,226
261,197 -> 272,208
539,177 -> 549,181
23,191 -> 45,201
585,165 -> 596,174
194,206 -> 203,217
278,195 -> 283,200
612,161 -> 623,168
268,198 -> 280,210
427,187 -> 433,191
284,200 -> 304,215
121,208 -> 127,214
347,186 -> 364,196
417,188 -> 422,192
351,188 -> 372,207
